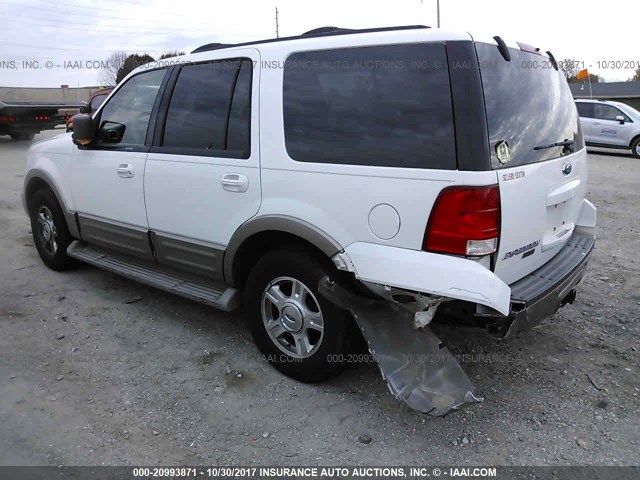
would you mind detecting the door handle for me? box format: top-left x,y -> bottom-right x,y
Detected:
221,173 -> 249,193
117,163 -> 134,178
593,122 -> 600,125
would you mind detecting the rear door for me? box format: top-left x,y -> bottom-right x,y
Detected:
144,52 -> 259,279
476,42 -> 588,285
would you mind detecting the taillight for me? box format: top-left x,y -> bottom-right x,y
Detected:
423,185 -> 500,257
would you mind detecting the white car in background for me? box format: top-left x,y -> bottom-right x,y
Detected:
576,99 -> 640,158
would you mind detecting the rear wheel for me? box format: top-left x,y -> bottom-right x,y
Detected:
631,137 -> 640,159
29,188 -> 76,271
10,132 -> 35,141
245,249 -> 351,382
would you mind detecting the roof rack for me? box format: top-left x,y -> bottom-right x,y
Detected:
191,24 -> 430,54
191,43 -> 233,54
301,26 -> 355,35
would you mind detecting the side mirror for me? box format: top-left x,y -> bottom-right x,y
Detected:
71,114 -> 95,146
616,115 -> 625,124
79,105 -> 90,114
98,121 -> 126,144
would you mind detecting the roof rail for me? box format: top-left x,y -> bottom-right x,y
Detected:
301,26 -> 355,35
191,24 -> 430,54
191,43 -> 234,54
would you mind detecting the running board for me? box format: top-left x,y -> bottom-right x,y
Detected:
67,241 -> 240,312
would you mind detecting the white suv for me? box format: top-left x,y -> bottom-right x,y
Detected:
23,26 -> 596,415
575,99 -> 640,158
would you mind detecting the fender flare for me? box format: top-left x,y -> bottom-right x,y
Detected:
223,215 -> 343,285
23,169 -> 80,239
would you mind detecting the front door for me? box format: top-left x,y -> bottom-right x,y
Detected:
590,103 -> 634,147
70,68 -> 167,260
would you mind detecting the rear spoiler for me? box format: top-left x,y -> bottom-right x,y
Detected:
492,36 -> 559,70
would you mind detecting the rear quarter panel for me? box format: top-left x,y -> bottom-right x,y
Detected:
257,32 -> 497,251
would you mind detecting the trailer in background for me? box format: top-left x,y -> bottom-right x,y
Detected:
0,100 -> 84,141
0,85 -> 110,141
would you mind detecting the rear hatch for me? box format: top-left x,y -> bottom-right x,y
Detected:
475,41 -> 588,285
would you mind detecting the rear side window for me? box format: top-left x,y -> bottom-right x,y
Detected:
576,102 -> 593,118
226,61 -> 252,152
283,43 -> 456,169
162,58 -> 252,157
476,43 -> 584,169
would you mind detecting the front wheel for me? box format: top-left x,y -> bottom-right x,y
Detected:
245,249 -> 351,382
29,188 -> 76,271
631,137 -> 640,159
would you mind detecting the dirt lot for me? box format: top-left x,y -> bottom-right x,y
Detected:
1,130 -> 638,466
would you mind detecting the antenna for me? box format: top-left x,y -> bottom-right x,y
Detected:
275,7 -> 279,38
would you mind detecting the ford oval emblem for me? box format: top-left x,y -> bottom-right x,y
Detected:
562,162 -> 572,176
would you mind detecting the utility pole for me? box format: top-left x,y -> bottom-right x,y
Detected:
275,7 -> 279,38
421,0 -> 440,28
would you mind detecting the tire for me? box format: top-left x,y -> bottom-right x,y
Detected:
245,249 -> 351,383
29,188 -> 76,271
631,137 -> 640,159
10,132 -> 35,141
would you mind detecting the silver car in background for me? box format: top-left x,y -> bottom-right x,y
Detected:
576,99 -> 640,158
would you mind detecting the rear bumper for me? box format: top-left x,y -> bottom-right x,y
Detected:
488,231 -> 595,338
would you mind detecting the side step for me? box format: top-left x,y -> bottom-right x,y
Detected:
67,241 -> 241,312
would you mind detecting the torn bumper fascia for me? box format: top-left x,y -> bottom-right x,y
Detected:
332,243 -> 511,316
359,282 -> 449,329
318,278 -> 482,416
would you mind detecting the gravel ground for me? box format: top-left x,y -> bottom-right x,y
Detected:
1,130 -> 638,466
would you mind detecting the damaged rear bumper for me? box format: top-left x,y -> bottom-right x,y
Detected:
484,230 -> 595,338
318,278 -> 482,416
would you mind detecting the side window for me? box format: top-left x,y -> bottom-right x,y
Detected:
594,104 -> 627,121
283,43 -> 456,169
89,93 -> 108,112
162,58 -> 252,157
97,69 -> 165,146
227,60 -> 252,153
576,103 -> 593,118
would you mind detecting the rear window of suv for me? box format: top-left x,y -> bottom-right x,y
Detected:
283,43 -> 456,169
476,43 -> 584,169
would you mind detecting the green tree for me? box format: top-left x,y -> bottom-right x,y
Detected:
159,51 -> 186,59
558,59 -> 602,83
559,58 -> 581,82
115,54 -> 156,83
568,73 -> 601,84
630,68 -> 640,81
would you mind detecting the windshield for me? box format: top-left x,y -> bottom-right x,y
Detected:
476,43 -> 584,169
619,103 -> 640,120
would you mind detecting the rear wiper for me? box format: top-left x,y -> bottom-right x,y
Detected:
534,139 -> 575,151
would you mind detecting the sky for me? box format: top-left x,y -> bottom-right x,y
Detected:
0,0 -> 638,88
